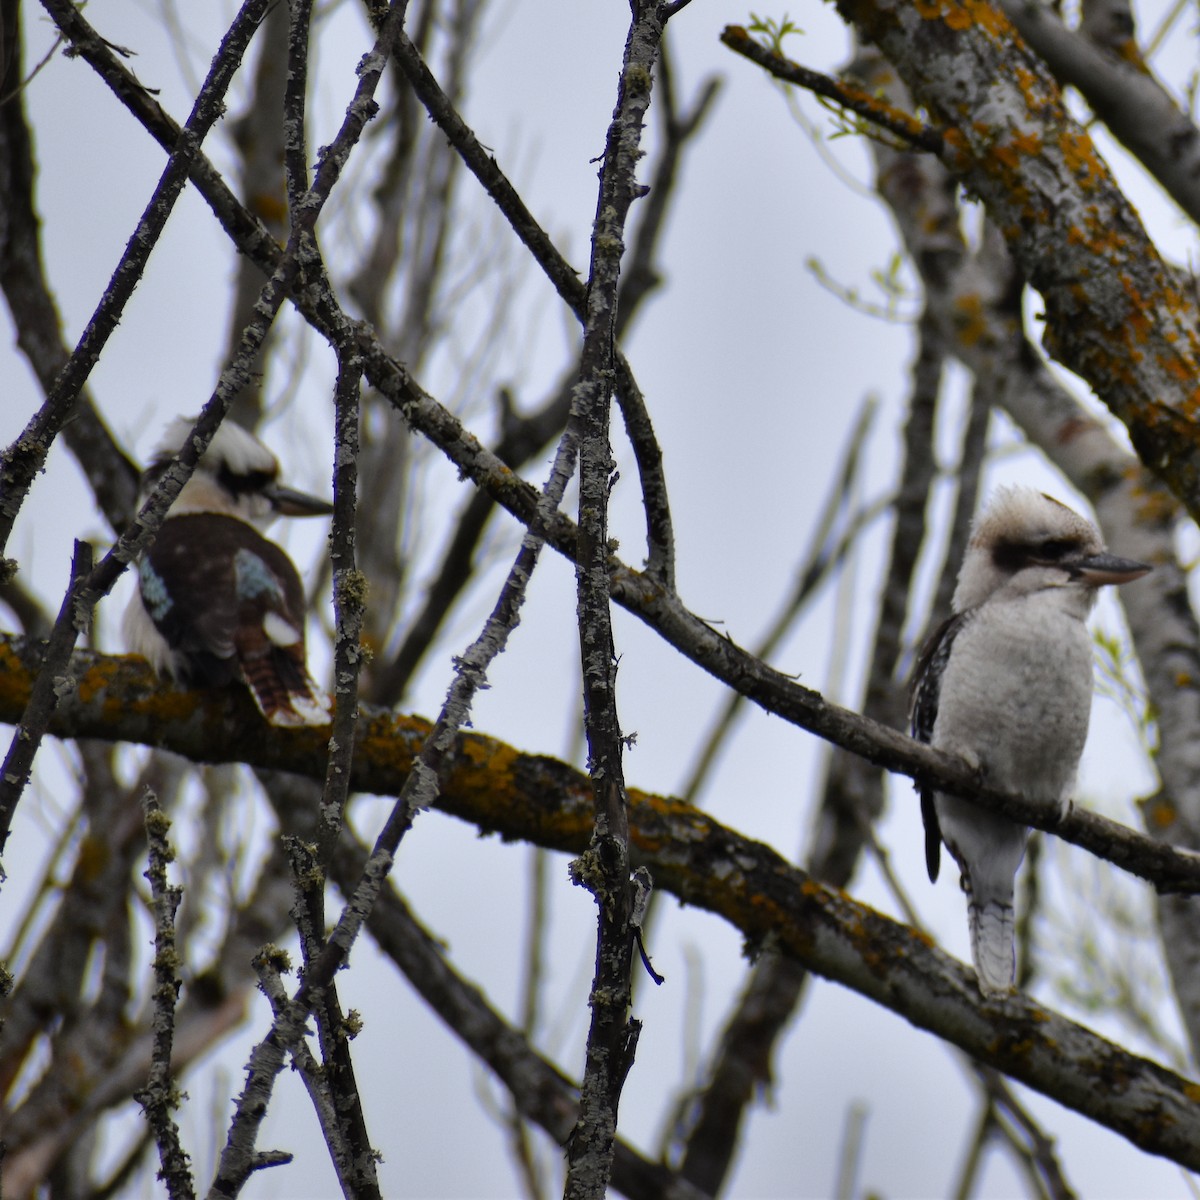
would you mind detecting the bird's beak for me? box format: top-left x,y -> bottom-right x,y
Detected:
1070,552 -> 1153,587
263,483 -> 334,517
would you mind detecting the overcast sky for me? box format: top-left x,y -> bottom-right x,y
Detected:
3,1 -> 1198,1196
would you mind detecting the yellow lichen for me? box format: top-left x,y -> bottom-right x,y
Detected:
1059,130 -> 1105,190
953,292 -> 989,348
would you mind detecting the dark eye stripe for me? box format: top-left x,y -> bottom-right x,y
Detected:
217,465 -> 277,497
1033,538 -> 1078,560
991,537 -> 1082,571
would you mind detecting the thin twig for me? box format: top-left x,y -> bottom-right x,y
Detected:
277,0 -> 380,1189
0,537 -> 90,862
135,787 -> 196,1200
0,0 -> 271,557
204,8 -> 407,1193
2,0 -> 384,873
719,24 -> 944,153
678,395 -> 879,804
253,951 -> 349,1186
385,6 -> 677,594
563,6 -> 665,1196
345,866 -> 709,1200
929,380 -> 992,623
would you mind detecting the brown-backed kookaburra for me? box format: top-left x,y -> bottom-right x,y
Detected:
123,417 -> 332,727
909,487 -> 1150,997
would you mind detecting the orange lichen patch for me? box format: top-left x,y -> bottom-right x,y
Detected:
249,192 -> 287,227
1076,221 -> 1130,258
0,643 -> 33,709
953,292 -> 989,348
453,733 -> 522,799
75,833 -> 111,883
988,129 -> 1046,171
1116,39 -> 1150,72
1185,1082 -> 1200,1104
963,0 -> 1013,37
939,126 -> 974,171
1163,355 -> 1193,385
1176,672 -> 1193,688
1067,283 -> 1090,307
910,927 -> 936,949
1118,272 -> 1147,312
1059,130 -> 1106,190
912,0 -> 1010,37
991,141 -> 1021,172
839,83 -> 933,144
1123,308 -> 1152,347
1160,282 -> 1189,314
1013,65 -> 1056,115
1144,796 -> 1177,831
994,1035 -> 1037,1061
357,712 -> 422,774
73,655 -> 129,706
122,687 -> 200,726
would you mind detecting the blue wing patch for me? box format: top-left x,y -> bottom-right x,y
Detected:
138,559 -> 174,622
234,548 -> 286,603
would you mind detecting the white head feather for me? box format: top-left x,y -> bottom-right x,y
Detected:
144,417 -> 283,526
952,487 -> 1105,614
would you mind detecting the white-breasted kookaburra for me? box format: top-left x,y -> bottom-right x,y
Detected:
123,417 -> 332,727
909,487 -> 1150,997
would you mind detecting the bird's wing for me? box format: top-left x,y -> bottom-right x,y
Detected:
139,515 -> 328,726
139,514 -> 241,684
225,537 -> 328,726
908,609 -> 972,883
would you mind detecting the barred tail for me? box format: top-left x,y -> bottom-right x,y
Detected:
242,649 -> 331,728
968,898 -> 1016,998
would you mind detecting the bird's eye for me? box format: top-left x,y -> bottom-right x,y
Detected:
217,466 -> 276,497
1033,538 -> 1077,561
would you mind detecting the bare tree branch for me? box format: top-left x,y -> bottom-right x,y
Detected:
135,786 -> 196,1200
4,635 -> 1200,1173
561,4 -> 665,1193
334,855 -> 710,1200
0,0 -> 271,558
0,0 -> 139,535
999,0 -> 1200,228
720,24 -> 944,153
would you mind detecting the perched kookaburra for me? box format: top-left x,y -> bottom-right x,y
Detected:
909,487 -> 1150,997
123,417 -> 332,727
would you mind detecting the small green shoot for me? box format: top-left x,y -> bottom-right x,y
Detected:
746,12 -> 803,55
805,250 -> 917,324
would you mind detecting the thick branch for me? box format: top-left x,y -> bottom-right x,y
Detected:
998,0 -> 1200,229
3,634 -> 1196,893
3,641 -> 1199,1167
833,0 -> 1200,521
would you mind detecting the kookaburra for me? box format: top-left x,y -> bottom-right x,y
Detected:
123,417 -> 332,727
909,487 -> 1150,997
